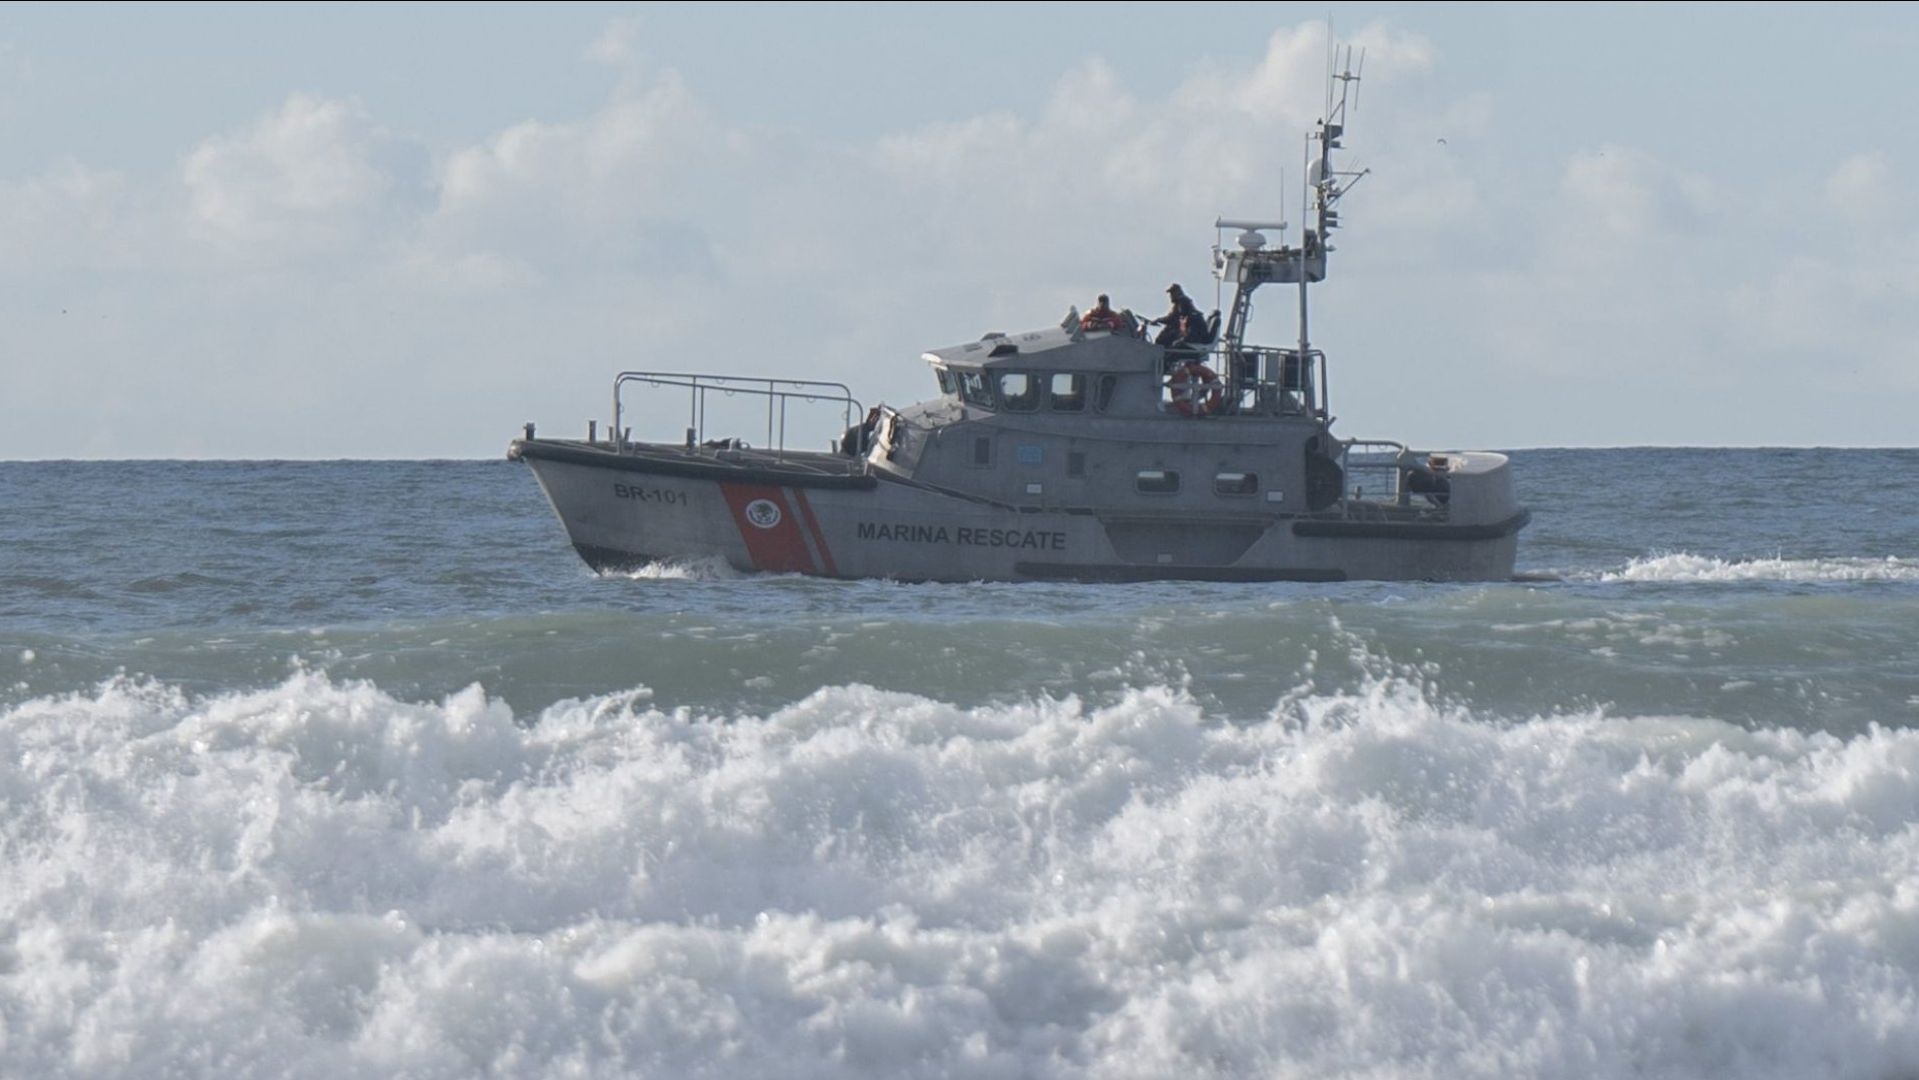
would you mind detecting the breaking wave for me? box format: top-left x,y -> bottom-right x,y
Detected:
1599,552 -> 1919,584
5,672 -> 1918,1078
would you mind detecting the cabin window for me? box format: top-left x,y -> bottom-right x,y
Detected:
1214,472 -> 1259,496
972,436 -> 993,467
998,372 -> 1039,411
959,370 -> 996,409
935,367 -> 957,397
1135,469 -> 1180,494
1049,373 -> 1085,411
1094,375 -> 1118,412
1066,450 -> 1086,478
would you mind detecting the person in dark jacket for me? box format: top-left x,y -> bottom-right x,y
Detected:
1153,284 -> 1207,347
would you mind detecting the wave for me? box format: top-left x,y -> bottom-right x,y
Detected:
607,554 -> 745,581
4,672 -> 1918,1077
1598,552 -> 1919,583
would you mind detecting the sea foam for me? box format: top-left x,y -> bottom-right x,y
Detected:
612,555 -> 745,581
3,673 -> 1918,1078
1600,552 -> 1919,584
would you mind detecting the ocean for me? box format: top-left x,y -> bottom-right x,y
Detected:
3,448 -> 1916,1077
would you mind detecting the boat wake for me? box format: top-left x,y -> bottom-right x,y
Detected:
1597,552 -> 1919,583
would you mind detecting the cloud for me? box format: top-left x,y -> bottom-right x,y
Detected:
1441,140 -> 1919,445
422,72 -> 731,282
586,17 -> 643,69
181,94 -> 415,261
0,161 -> 142,275
1731,154 -> 1919,380
876,22 -> 1446,233
1473,145 -> 1728,375
2,16 -> 1915,456
1824,152 -> 1895,226
1556,145 -> 1719,243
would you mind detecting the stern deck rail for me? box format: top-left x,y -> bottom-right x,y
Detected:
1337,439 -> 1451,521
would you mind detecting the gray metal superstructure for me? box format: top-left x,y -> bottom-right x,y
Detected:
511,63 -> 1528,583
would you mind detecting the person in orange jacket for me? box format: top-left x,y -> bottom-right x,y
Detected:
1080,294 -> 1128,332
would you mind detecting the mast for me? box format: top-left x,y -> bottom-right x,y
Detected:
1213,44 -> 1366,414
1300,47 -> 1365,361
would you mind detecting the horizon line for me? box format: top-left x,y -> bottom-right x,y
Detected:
5,444 -> 1919,465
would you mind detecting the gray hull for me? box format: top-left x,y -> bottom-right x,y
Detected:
517,440 -> 1526,583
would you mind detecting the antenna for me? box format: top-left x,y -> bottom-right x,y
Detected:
1209,30 -> 1370,366
1323,16 -> 1335,120
1312,44 -> 1366,241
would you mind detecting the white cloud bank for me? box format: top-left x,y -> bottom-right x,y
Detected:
1,20 -> 1914,457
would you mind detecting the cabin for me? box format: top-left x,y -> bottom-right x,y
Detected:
868,319 -> 1347,521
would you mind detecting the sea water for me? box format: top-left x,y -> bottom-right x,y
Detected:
1,449 -> 1916,1078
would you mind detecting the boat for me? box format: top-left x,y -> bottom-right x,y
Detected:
509,60 -> 1528,583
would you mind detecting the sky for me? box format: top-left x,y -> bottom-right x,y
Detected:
2,3 -> 1915,458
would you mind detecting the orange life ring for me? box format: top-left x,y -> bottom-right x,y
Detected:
1167,362 -> 1223,417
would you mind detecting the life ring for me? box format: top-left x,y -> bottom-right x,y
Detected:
1167,361 -> 1223,417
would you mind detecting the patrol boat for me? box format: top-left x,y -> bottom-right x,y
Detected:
510,68 -> 1528,583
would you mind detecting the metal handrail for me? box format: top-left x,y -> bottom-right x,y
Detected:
1179,343 -> 1329,419
1338,438 -> 1407,506
1336,438 -> 1453,519
612,371 -> 864,461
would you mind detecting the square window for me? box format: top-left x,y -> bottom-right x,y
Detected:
1136,469 -> 1180,494
1050,373 -> 1085,411
959,371 -> 996,409
1214,472 -> 1259,496
999,373 -> 1039,411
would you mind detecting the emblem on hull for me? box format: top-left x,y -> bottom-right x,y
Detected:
743,498 -> 783,529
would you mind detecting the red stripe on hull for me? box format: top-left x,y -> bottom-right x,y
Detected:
719,483 -> 816,573
792,491 -> 838,576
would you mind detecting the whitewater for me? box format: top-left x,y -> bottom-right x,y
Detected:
2,449 -> 1917,1077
